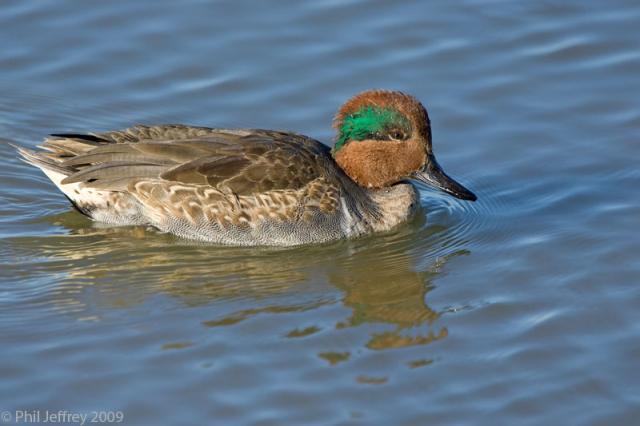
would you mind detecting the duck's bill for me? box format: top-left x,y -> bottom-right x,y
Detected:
412,155 -> 477,201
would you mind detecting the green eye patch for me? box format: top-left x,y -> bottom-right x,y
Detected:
334,106 -> 411,152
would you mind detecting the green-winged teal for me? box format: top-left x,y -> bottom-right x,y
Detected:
16,90 -> 476,246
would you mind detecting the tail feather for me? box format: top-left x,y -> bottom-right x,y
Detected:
40,134 -> 106,156
11,134 -> 150,225
12,144 -> 75,177
49,133 -> 108,143
12,142 -> 117,219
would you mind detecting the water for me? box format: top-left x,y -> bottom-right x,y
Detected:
1,1 -> 639,424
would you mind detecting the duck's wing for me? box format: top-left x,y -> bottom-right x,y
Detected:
47,126 -> 332,196
18,125 -> 241,182
53,124 -> 242,145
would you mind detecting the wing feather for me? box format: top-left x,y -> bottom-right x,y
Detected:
38,125 -> 333,196
61,161 -> 168,185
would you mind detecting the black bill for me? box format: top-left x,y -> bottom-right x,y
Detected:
411,154 -> 477,201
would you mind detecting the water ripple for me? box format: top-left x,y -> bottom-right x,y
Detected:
1,0 -> 640,424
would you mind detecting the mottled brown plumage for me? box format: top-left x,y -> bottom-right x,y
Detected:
15,90 -> 476,246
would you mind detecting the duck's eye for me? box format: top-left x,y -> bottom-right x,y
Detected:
389,130 -> 405,141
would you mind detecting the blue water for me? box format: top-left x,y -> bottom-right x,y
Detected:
1,1 -> 639,425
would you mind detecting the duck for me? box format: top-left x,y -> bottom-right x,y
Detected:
15,89 -> 476,246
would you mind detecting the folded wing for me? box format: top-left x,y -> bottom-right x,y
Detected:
47,125 -> 329,195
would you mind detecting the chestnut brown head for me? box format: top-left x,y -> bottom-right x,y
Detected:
332,89 -> 476,201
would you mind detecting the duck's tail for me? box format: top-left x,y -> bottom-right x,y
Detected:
13,143 -> 73,178
12,137 -> 104,217
12,133 -> 110,183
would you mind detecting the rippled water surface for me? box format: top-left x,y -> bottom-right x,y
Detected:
1,1 -> 639,425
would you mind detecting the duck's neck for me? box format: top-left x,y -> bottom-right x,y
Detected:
362,183 -> 419,232
327,149 -> 419,234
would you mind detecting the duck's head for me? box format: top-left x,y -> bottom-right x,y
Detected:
332,89 -> 476,201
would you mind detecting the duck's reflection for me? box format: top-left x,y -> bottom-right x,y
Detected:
21,210 -> 470,351
329,246 -> 466,350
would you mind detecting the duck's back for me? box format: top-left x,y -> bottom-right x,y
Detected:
17,125 -> 375,245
